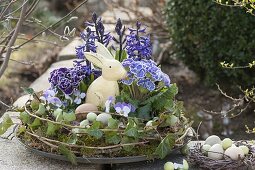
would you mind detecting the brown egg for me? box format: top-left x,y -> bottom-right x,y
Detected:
75,103 -> 98,121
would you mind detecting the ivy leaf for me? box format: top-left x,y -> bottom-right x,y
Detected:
46,122 -> 59,136
124,127 -> 139,138
29,118 -> 41,129
21,87 -> 35,95
87,121 -> 103,139
136,103 -> 151,120
63,112 -> 76,122
124,119 -> 139,139
154,133 -> 175,159
105,131 -> 121,145
87,129 -> 103,139
67,134 -> 78,144
121,136 -> 136,152
58,144 -> 77,165
0,114 -> 14,135
20,111 -> 30,124
107,118 -> 119,129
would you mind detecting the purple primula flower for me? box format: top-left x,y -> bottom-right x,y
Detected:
114,102 -> 135,117
48,61 -> 99,95
73,90 -> 86,104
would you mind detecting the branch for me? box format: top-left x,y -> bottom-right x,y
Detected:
0,0 -> 27,79
13,0 -> 89,50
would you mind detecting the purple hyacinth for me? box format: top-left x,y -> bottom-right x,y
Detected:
85,12 -> 112,46
125,21 -> 152,60
113,18 -> 126,61
76,27 -> 97,60
121,58 -> 171,91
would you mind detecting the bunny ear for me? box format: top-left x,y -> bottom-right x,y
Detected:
95,41 -> 114,60
84,52 -> 104,68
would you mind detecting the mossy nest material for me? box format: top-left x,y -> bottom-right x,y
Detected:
188,142 -> 255,170
15,101 -> 194,163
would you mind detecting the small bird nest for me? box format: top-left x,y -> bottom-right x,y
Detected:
188,141 -> 255,170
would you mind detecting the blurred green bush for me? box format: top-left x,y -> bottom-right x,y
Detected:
165,0 -> 255,87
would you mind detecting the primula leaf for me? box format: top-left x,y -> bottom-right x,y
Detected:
58,144 -> 77,165
0,114 -> 14,135
46,122 -> 59,136
136,103 -> 151,120
63,112 -> 76,122
20,111 -> 30,124
105,131 -> 121,145
21,87 -> 35,95
107,118 -> 119,129
154,133 -> 175,159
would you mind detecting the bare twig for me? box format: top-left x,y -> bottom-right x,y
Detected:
0,0 -> 27,79
13,0 -> 89,50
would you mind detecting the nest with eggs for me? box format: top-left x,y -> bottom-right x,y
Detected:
188,141 -> 255,170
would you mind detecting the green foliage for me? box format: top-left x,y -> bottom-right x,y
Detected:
21,87 -> 35,95
105,131 -> 121,144
87,121 -> 103,139
0,114 -> 14,135
154,133 -> 175,159
58,145 -> 77,165
135,84 -> 178,119
46,122 -> 59,137
20,111 -> 30,124
166,0 -> 255,87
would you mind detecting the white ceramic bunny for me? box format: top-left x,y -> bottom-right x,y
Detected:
84,42 -> 127,108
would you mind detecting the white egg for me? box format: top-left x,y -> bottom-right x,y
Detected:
222,138 -> 233,150
224,146 -> 244,160
87,112 -> 97,122
96,113 -> 112,125
80,119 -> 89,127
239,145 -> 249,155
164,162 -> 174,170
201,144 -> 211,155
208,144 -> 224,160
205,135 -> 221,146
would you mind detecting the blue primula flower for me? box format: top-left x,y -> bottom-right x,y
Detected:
121,58 -> 171,91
